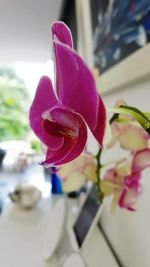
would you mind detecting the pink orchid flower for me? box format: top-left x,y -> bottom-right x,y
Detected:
29,22 -> 106,166
101,148 -> 150,211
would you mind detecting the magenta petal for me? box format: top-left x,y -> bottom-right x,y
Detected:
42,114 -> 87,166
90,95 -> 106,146
124,172 -> 141,187
42,138 -> 77,166
119,173 -> 142,211
50,106 -> 79,136
52,21 -> 73,48
29,76 -> 64,150
119,182 -> 142,211
132,148 -> 150,172
57,114 -> 87,165
53,40 -> 101,131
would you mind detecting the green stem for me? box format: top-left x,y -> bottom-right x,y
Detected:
144,113 -> 150,118
95,111 -> 120,203
95,148 -> 103,204
107,106 -> 150,134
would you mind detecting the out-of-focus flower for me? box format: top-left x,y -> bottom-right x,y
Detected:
107,100 -> 149,151
101,148 -> 150,211
107,122 -> 149,151
58,153 -> 97,192
29,22 -> 106,166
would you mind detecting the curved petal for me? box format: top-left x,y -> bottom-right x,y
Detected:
62,173 -> 86,193
132,148 -> 150,172
42,114 -> 87,166
101,180 -> 120,196
124,173 -> 141,187
50,106 -> 79,136
58,153 -> 96,181
52,21 -> 73,48
90,95 -> 106,146
116,159 -> 131,177
119,183 -> 142,211
119,126 -> 148,151
103,168 -> 116,182
107,122 -> 120,148
52,22 -> 73,99
53,40 -> 102,131
29,76 -> 64,150
84,164 -> 97,182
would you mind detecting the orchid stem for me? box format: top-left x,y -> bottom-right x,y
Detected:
95,148 -> 103,204
144,113 -> 150,118
107,106 -> 150,135
95,111 -> 119,203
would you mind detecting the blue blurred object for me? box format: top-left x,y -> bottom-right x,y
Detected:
51,167 -> 63,194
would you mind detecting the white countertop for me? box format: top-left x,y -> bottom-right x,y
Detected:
0,165 -> 119,267
0,197 -> 59,267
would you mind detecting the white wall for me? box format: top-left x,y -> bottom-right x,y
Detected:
0,0 -> 63,63
97,78 -> 150,267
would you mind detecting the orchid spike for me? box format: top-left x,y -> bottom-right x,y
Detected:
29,21 -> 106,166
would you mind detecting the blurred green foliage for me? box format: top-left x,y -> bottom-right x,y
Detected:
31,140 -> 41,153
0,67 -> 29,141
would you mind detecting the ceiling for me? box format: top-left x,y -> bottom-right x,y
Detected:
0,0 -> 63,63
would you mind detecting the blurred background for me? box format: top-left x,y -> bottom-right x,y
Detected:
0,1 -> 150,266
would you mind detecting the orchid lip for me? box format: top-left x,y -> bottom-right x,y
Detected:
42,118 -> 78,138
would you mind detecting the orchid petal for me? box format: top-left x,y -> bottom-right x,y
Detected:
119,183 -> 142,211
111,192 -> 121,214
115,99 -> 127,107
52,21 -> 73,48
119,126 -> 148,151
58,153 -> 96,182
124,172 -> 141,187
29,76 -> 64,150
101,169 -> 122,196
90,95 -> 106,146
116,159 -> 132,177
103,168 -> 116,182
58,154 -> 87,179
102,116 -> 112,148
50,106 -> 79,136
101,180 -> 121,196
84,164 -> 97,182
42,114 -> 87,166
53,40 -> 103,133
132,148 -> 150,172
42,138 -> 77,166
107,122 -> 120,148
63,173 -> 86,192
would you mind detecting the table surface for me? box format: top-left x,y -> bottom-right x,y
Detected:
0,164 -> 118,267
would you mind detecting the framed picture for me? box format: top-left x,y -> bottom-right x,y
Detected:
61,1 -> 150,93
89,0 -> 150,93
